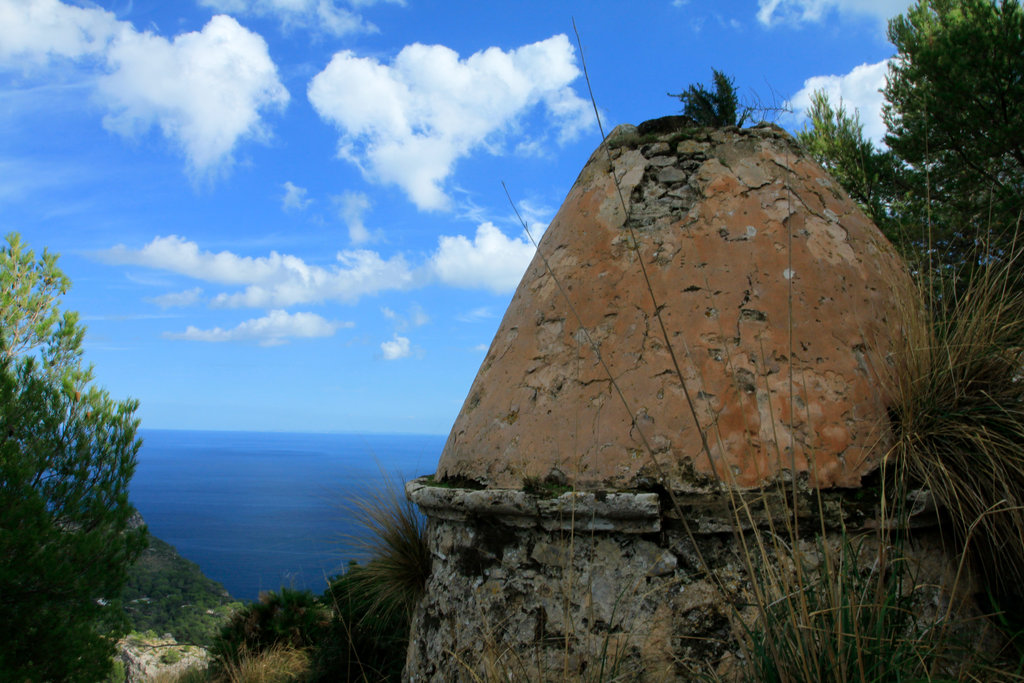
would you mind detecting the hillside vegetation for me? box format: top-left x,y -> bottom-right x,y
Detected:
122,533 -> 242,648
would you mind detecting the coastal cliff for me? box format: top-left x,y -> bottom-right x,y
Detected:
114,513 -> 240,681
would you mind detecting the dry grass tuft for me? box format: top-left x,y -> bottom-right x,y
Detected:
215,644 -> 310,683
343,472 -> 431,622
735,531 -> 980,682
887,236 -> 1024,609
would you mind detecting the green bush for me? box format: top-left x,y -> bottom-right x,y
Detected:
211,588 -> 328,674
202,476 -> 430,681
669,68 -> 749,127
310,565 -> 411,682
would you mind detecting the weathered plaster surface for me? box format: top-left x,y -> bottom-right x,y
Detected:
436,121 -> 912,491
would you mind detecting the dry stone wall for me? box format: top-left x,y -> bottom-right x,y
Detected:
404,480 -> 956,681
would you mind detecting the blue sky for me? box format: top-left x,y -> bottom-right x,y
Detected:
1,0 -> 910,434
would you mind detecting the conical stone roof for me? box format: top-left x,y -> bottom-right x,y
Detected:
437,117 -> 911,492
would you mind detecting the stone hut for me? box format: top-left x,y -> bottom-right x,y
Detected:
405,119 -> 940,681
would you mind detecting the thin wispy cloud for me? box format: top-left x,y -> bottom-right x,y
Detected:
410,304 -> 429,327
456,306 -> 494,323
510,198 -> 553,240
165,309 -> 350,346
756,0 -> 912,27
148,287 -> 203,309
334,190 -> 373,243
381,303 -> 429,331
282,181 -> 312,210
196,0 -> 404,37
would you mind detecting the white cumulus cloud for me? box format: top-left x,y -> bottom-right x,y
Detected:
0,3 -> 288,176
787,60 -> 890,145
197,0 -> 401,37
380,333 -> 410,360
431,222 -> 535,294
165,309 -> 348,346
756,0 -> 912,27
0,0 -> 118,62
307,35 -> 593,211
98,15 -> 289,177
101,235 -> 415,307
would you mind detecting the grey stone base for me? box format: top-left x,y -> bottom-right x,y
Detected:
403,479 -> 965,682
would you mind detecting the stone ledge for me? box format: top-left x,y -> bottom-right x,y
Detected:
408,476 -> 940,537
406,477 -> 661,533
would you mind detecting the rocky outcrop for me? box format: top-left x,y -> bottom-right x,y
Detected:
437,119 -> 912,492
116,632 -> 210,682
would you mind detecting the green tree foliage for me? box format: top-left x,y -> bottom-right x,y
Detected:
0,233 -> 148,682
884,0 -> 1024,253
670,68 -> 751,127
800,0 -> 1023,273
797,92 -> 903,235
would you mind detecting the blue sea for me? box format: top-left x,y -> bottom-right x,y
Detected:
129,429 -> 444,602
